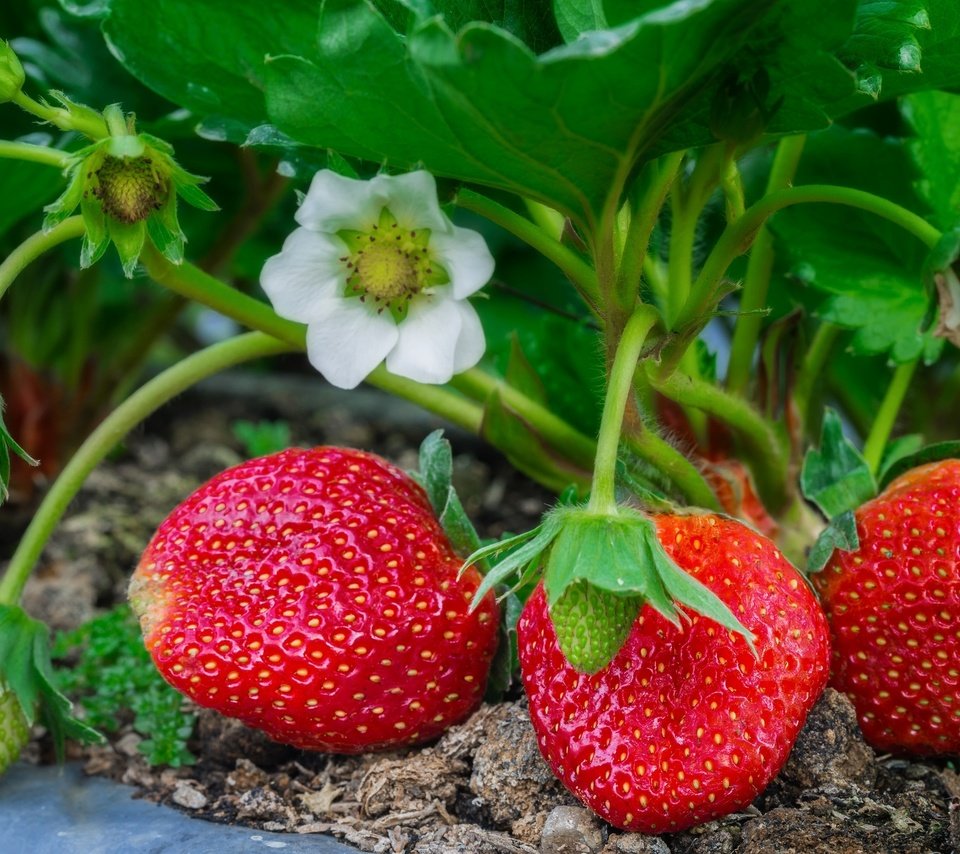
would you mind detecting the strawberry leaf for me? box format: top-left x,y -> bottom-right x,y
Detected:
484,590 -> 523,701
807,509 -> 859,573
0,605 -> 103,761
801,409 -> 877,519
0,397 -> 38,505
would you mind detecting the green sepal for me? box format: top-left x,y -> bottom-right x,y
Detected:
146,196 -> 185,266
0,605 -> 103,761
413,430 -> 483,561
169,162 -> 219,211
45,91 -> 106,137
107,218 -> 146,278
801,408 -> 877,519
484,590 -> 523,702
0,399 -> 38,505
79,194 -> 110,269
137,131 -> 175,157
42,165 -> 87,232
878,440 -> 960,489
807,509 -> 859,574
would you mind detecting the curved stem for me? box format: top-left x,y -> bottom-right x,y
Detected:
625,429 -> 721,511
0,333 -> 296,605
0,139 -> 71,169
678,184 -> 943,331
11,90 -> 108,139
455,189 -> 600,309
726,135 -> 807,395
648,366 -> 789,511
588,306 -> 660,514
862,358 -> 919,475
0,216 -> 85,301
449,371 -> 596,470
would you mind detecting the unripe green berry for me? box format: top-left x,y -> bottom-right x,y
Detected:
0,41 -> 25,103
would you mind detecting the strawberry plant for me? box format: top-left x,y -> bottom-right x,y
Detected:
1,0 -> 960,844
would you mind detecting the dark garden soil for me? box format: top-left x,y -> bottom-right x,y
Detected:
6,372 -> 960,854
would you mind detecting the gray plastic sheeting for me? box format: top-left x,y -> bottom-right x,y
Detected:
0,763 -> 357,854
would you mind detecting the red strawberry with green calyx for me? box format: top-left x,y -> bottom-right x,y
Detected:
814,459 -> 960,755
518,513 -> 830,834
129,446 -> 499,753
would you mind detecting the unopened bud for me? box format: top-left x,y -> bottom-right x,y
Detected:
0,41 -> 25,103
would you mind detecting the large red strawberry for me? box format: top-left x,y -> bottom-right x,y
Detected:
814,459 -> 960,755
518,513 -> 829,834
129,446 -> 498,753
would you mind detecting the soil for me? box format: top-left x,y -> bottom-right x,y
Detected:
5,372 -> 960,854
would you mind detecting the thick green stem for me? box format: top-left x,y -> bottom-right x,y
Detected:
11,90 -> 107,139
649,366 -> 789,511
0,333 -> 296,605
588,306 -> 660,514
141,247 -> 486,434
455,189 -> 600,309
862,358 -> 919,475
449,371 -> 596,470
678,183 -> 942,332
0,217 -> 85,301
726,135 -> 807,395
0,139 -> 71,169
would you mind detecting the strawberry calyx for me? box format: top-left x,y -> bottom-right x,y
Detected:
0,604 -> 102,766
464,505 -> 754,673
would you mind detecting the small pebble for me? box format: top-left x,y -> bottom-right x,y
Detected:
171,781 -> 208,810
541,805 -> 605,853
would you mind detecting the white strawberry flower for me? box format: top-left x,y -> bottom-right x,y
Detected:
261,170 -> 493,389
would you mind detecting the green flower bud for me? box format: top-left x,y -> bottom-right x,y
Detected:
0,41 -> 25,103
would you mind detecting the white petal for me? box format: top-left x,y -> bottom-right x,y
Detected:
451,300 -> 486,373
429,225 -> 495,298
386,296 -> 464,385
260,228 -> 348,323
370,171 -> 451,233
296,170 -> 385,232
304,298 -> 399,389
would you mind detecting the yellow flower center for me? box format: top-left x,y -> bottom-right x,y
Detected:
355,242 -> 419,300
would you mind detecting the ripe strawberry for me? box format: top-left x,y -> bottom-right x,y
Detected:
814,459 -> 960,755
518,513 -> 829,834
129,447 -> 498,753
0,685 -> 29,773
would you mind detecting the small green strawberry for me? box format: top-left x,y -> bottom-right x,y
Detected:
0,684 -> 29,773
130,446 -> 499,753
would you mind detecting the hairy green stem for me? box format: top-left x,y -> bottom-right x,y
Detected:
726,135 -> 807,395
0,139 -> 71,168
862,358 -> 919,475
455,189 -> 600,309
588,306 -> 660,513
626,429 -> 721,511
617,151 -> 685,309
678,183 -> 943,332
0,217 -> 85,301
0,333 -> 296,605
11,90 -> 107,139
649,366 -> 789,511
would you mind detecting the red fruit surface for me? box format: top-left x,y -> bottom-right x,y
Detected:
814,459 -> 960,755
518,514 -> 830,834
130,447 -> 499,753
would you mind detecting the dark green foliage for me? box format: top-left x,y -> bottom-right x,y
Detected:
231,419 -> 293,458
52,606 -> 196,767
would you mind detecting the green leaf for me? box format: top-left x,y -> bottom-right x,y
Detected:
878,439 -> 960,489
878,432 -> 924,479
504,335 -> 547,405
807,509 -> 859,573
231,419 -> 292,457
484,590 -> 522,700
0,137 -> 66,238
801,408 -> 877,519
771,126 -> 940,364
0,605 -> 102,761
902,90 -> 960,231
553,0 -> 607,42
